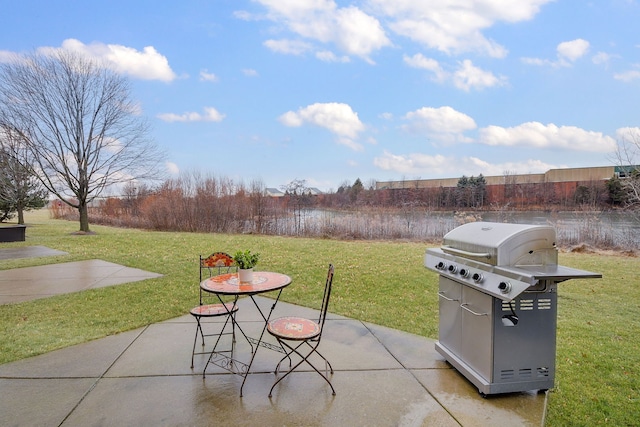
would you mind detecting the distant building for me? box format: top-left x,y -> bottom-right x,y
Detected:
306,187 -> 324,196
375,165 -> 638,207
266,187 -> 324,197
265,188 -> 285,197
376,166 -> 631,191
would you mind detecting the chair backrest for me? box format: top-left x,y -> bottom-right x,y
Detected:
199,252 -> 236,281
198,252 -> 237,304
317,264 -> 335,337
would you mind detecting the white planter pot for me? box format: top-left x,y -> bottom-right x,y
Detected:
238,268 -> 254,283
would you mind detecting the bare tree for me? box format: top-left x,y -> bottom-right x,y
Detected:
281,178 -> 311,235
0,50 -> 165,232
248,178 -> 267,234
613,129 -> 640,210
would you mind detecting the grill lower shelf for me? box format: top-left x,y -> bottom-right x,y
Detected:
435,342 -> 554,395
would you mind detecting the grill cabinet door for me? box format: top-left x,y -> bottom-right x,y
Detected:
438,277 -> 462,356
460,286 -> 493,382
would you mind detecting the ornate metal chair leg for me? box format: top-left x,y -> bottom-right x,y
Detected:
191,317 -> 203,369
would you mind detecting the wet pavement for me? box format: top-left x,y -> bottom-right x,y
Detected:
0,245 -> 67,260
0,259 -> 163,304
0,247 -> 547,426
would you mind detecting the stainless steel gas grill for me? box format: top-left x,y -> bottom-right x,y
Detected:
425,222 -> 601,396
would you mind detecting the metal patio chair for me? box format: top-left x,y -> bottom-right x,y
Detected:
190,251 -> 238,368
266,264 -> 336,397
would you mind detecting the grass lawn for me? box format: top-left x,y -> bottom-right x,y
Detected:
0,210 -> 638,425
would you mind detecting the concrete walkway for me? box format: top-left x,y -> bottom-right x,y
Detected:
0,249 -> 546,426
0,259 -> 163,304
0,245 -> 67,260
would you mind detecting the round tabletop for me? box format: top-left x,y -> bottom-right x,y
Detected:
200,271 -> 292,295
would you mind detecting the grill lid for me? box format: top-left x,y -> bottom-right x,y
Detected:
426,221 -> 602,300
441,222 -> 557,266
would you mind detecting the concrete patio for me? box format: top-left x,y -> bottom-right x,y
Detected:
0,247 -> 547,426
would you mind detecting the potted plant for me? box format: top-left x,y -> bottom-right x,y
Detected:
233,250 -> 260,283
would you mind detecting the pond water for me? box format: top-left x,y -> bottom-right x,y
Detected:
475,211 -> 639,249
292,209 -> 640,249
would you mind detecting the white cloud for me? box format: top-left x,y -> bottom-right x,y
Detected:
245,1 -> 556,66
592,51 -> 614,67
103,137 -> 124,154
333,6 -> 391,63
166,162 -> 180,175
521,57 -> 549,66
614,66 -> 640,82
251,0 -> 390,62
233,10 -> 259,21
464,158 -> 560,176
373,150 -> 559,177
0,50 -> 15,63
264,39 -> 312,55
522,38 -> 590,67
242,68 -> 259,77
367,0 -> 553,57
199,69 -> 218,82
278,111 -> 304,127
373,151 -> 451,175
479,122 -> 617,152
557,38 -> 590,62
403,53 -> 446,82
246,0 -> 559,69
452,59 -> 506,91
404,54 -> 505,90
38,38 -> 177,82
336,136 -> 365,151
616,127 -> 640,141
316,50 -> 350,62
402,106 -> 476,143
615,128 -> 640,164
202,107 -> 225,122
157,107 -> 225,123
278,102 -> 365,150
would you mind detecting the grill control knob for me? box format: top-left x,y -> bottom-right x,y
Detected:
472,272 -> 483,283
498,281 -> 512,293
447,264 -> 458,273
459,268 -> 469,278
436,261 -> 447,270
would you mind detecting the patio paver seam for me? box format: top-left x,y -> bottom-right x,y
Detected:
59,325 -> 150,425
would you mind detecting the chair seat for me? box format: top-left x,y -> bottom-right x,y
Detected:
190,302 -> 238,317
268,316 -> 320,340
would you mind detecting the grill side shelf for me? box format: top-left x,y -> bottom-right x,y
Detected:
496,264 -> 602,282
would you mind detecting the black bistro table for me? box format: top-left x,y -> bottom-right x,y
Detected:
200,271 -> 291,396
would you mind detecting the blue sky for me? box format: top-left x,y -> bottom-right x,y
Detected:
2,0 -> 639,192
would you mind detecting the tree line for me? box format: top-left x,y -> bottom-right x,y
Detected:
42,169 -> 637,238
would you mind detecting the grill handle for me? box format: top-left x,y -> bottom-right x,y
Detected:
441,245 -> 492,259
437,292 -> 459,302
461,303 -> 489,316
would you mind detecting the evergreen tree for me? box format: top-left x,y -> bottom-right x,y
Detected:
606,175 -> 626,206
0,133 -> 48,223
